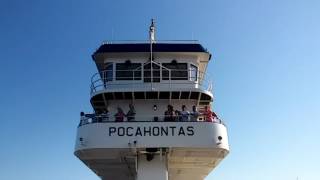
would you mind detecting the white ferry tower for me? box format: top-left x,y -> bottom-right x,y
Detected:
74,20 -> 229,180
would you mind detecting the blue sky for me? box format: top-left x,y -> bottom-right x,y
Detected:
0,0 -> 319,179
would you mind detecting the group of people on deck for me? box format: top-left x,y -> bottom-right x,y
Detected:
164,105 -> 218,122
99,104 -> 136,122
113,104 -> 136,122
80,104 -> 136,125
80,104 -> 218,126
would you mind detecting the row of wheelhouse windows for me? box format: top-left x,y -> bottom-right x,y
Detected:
102,62 -> 198,82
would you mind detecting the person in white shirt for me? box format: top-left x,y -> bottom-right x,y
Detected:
180,105 -> 190,121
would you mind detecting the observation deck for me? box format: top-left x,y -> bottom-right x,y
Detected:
74,115 -> 229,180
90,67 -> 214,112
89,40 -> 213,111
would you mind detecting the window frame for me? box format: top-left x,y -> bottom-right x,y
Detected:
190,64 -> 198,81
162,62 -> 188,80
102,62 -> 114,82
115,62 -> 142,81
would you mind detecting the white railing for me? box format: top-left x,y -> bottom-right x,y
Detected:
101,40 -> 200,45
79,114 -> 225,127
90,69 -> 213,95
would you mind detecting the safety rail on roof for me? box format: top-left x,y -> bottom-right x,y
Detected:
90,69 -> 213,95
101,40 -> 200,45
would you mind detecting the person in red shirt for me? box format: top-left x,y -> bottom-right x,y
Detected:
203,106 -> 212,122
203,106 -> 218,122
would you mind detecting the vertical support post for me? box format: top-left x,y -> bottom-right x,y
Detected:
137,154 -> 168,180
113,62 -> 116,82
151,42 -> 153,89
169,71 -> 172,90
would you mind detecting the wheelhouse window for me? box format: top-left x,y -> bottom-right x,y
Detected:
102,63 -> 113,82
116,62 -> 142,80
190,64 -> 198,81
162,62 -> 188,80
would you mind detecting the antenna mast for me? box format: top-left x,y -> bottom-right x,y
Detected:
149,19 -> 156,61
149,19 -> 156,88
149,18 -> 156,44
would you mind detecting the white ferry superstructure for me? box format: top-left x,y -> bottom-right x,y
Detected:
74,20 -> 229,180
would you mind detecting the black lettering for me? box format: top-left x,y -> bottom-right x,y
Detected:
161,126 -> 168,136
169,126 -> 176,136
127,127 -> 134,136
118,127 -> 125,136
178,127 -> 186,136
152,127 -> 160,136
144,126 -> 151,136
109,127 -> 116,136
187,126 -> 194,136
135,127 -> 142,136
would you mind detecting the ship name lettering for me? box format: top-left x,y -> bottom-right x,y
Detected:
108,126 -> 194,137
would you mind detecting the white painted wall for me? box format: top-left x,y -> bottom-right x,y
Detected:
75,122 -> 229,150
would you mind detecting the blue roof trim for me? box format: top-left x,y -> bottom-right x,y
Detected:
92,43 -> 208,57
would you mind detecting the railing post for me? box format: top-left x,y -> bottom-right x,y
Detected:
169,70 -> 172,90
113,67 -> 116,81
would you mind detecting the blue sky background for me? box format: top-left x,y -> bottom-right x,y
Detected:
1,0 -> 319,179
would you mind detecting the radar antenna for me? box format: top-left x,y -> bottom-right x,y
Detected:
149,18 -> 156,43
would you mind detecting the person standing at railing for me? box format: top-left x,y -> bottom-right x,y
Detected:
114,107 -> 125,122
180,105 -> 190,121
126,104 -> 136,121
203,106 -> 214,122
190,105 -> 200,121
164,105 -> 175,122
101,109 -> 110,122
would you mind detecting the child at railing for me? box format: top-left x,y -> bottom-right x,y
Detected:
126,104 -> 136,121
175,110 -> 182,121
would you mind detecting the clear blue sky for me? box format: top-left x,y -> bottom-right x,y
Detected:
1,0 -> 319,179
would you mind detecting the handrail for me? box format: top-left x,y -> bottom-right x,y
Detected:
79,114 -> 226,127
90,69 -> 213,95
101,40 -> 200,45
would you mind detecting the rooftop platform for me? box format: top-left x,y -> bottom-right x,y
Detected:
92,40 -> 209,56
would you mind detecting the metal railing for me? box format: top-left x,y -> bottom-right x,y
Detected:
101,40 -> 200,45
79,114 -> 225,127
90,69 -> 213,95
